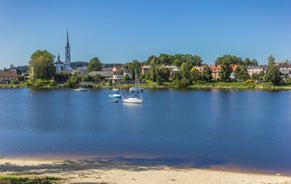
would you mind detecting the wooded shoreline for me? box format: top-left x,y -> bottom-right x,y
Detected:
1,81 -> 291,90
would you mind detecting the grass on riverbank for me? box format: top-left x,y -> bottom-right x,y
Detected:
2,80 -> 291,90
0,175 -> 61,184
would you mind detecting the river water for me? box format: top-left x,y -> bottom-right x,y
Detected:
0,88 -> 290,174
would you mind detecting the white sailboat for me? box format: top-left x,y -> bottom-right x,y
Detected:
108,81 -> 122,99
122,69 -> 143,104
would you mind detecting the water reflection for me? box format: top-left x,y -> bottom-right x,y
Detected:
0,89 -> 291,173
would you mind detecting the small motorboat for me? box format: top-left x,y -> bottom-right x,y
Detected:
74,87 -> 88,92
108,93 -> 122,98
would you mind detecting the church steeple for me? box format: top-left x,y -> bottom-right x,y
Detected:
57,53 -> 61,61
66,29 -> 70,47
65,29 -> 71,69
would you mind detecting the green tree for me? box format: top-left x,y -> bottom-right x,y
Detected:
250,59 -> 258,66
88,57 -> 102,72
173,54 -> 185,67
93,74 -> 103,82
190,68 -> 201,82
201,66 -> 212,82
123,74 -> 131,82
150,56 -> 158,81
157,53 -> 173,65
268,55 -> 275,67
179,61 -> 193,80
186,54 -> 203,66
126,59 -> 141,79
219,62 -> 232,81
157,65 -> 170,82
65,74 -> 82,88
55,72 -> 70,83
234,65 -> 250,81
156,75 -> 163,85
265,66 -> 281,85
29,50 -> 55,80
251,71 -> 265,83
215,54 -> 243,65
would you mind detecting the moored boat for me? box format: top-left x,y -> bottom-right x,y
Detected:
108,93 -> 122,98
122,97 -> 143,104
122,69 -> 143,104
74,87 -> 88,92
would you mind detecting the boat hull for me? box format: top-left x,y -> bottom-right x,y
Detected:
108,94 -> 122,98
74,87 -> 88,92
122,97 -> 143,104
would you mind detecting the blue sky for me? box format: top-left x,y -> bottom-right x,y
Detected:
0,0 -> 290,69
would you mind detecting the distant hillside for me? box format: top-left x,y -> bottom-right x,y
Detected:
15,65 -> 29,73
71,61 -> 88,69
102,63 -> 123,68
6,62 -> 124,73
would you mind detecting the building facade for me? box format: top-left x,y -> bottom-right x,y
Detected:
0,69 -> 19,83
55,31 -> 73,72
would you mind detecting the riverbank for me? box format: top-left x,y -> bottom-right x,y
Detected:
0,158 -> 291,184
2,81 -> 291,90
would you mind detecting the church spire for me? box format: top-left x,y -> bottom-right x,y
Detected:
66,29 -> 70,47
65,29 -> 71,69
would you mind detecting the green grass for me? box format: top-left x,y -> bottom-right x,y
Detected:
0,175 -> 61,184
2,80 -> 291,90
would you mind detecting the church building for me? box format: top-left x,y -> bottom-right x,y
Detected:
55,31 -> 73,72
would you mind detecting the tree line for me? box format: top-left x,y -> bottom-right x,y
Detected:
27,50 -> 289,88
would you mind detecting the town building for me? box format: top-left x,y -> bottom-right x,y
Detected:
0,69 -> 19,83
247,65 -> 267,77
141,65 -> 150,74
209,65 -> 221,80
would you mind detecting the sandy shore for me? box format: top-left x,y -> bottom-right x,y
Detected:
0,158 -> 291,184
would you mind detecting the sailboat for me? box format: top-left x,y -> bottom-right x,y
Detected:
108,80 -> 122,99
122,69 -> 143,104
108,88 -> 122,98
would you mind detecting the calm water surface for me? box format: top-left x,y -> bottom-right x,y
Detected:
0,88 -> 291,174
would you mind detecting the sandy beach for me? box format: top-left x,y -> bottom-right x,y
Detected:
0,158 -> 291,184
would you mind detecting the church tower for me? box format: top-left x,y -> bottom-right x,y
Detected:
65,30 -> 71,70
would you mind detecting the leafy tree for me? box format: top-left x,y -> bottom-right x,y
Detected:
29,50 -> 55,80
251,71 -> 265,83
173,54 -> 185,67
55,72 -> 70,83
93,74 -> 103,82
125,59 -> 141,79
215,54 -> 243,65
179,61 -> 193,79
265,66 -> 281,85
190,68 -> 201,82
88,57 -> 102,72
156,75 -> 163,85
219,62 -> 232,81
234,65 -> 250,81
82,74 -> 93,82
156,65 -> 170,82
150,56 -> 158,81
65,74 -> 82,88
268,55 -> 275,67
180,77 -> 191,87
123,74 -> 131,82
250,59 -> 259,66
185,54 -> 203,66
172,71 -> 180,80
201,66 -> 212,82
157,53 -> 173,65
